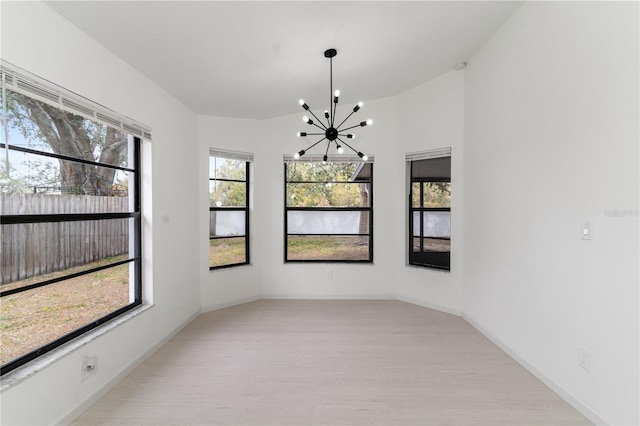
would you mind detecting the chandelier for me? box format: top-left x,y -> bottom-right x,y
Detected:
294,48 -> 372,162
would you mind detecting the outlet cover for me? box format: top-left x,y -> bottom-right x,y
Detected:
80,355 -> 98,382
578,347 -> 591,371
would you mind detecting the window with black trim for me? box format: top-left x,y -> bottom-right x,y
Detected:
285,158 -> 373,262
0,66 -> 144,375
408,153 -> 451,270
209,151 -> 250,269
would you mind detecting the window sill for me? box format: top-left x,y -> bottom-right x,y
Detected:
405,263 -> 451,273
0,303 -> 153,393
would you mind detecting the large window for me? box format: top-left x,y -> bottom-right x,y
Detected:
285,157 -> 373,262
408,150 -> 451,270
209,149 -> 251,269
0,63 -> 147,375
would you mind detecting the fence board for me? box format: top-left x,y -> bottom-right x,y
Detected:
0,193 -> 129,285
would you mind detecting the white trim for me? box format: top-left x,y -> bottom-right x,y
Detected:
283,154 -> 374,163
209,148 -> 254,162
396,296 -> 462,316
463,313 -> 607,425
405,147 -> 451,162
261,294 -> 396,300
0,60 -> 152,140
200,296 -> 261,314
55,309 -> 200,426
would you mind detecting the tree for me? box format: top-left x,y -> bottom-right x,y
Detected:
4,90 -> 128,195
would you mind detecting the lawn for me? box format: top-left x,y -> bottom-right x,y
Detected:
0,256 -> 130,366
287,236 -> 369,260
209,237 -> 246,267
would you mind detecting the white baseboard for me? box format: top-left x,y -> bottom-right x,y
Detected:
396,295 -> 462,316
200,296 -> 261,314
463,313 -> 607,426
56,310 -> 200,426
260,294 -> 396,300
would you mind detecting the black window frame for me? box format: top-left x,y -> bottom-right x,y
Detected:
284,161 -> 373,263
0,137 -> 143,376
408,159 -> 451,271
208,157 -> 250,270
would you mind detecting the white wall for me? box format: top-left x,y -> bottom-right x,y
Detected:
463,2 -> 639,424
199,116 -> 262,310
395,70 -> 465,314
1,2 -> 201,424
199,98 -> 399,300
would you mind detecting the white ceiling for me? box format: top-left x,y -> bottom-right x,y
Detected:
45,1 -> 522,119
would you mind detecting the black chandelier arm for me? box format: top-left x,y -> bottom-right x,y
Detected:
324,140 -> 331,156
308,121 -> 327,132
336,137 -> 363,157
306,109 -> 328,130
332,99 -> 338,128
338,123 -> 364,132
299,132 -> 325,136
302,137 -> 328,152
335,109 -> 357,131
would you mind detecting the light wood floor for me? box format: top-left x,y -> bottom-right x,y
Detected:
73,300 -> 590,425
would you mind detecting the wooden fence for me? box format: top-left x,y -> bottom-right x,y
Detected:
0,193 -> 129,285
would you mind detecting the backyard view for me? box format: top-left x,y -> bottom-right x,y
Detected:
1,85 -> 138,371
285,162 -> 372,261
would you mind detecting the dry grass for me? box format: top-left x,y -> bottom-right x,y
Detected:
287,236 -> 369,260
209,238 -> 246,267
0,257 -> 130,366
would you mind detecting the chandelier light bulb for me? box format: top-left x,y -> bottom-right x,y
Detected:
299,99 -> 305,106
362,154 -> 368,161
337,145 -> 344,154
366,119 -> 373,126
324,110 -> 330,119
353,101 -> 363,112
322,154 -> 328,164
334,90 -> 340,97
347,134 -> 355,139
302,115 -> 309,123
294,152 -> 300,160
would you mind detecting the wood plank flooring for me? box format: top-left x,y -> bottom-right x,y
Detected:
73,300 -> 590,425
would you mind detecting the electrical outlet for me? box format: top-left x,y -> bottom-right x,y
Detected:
578,347 -> 591,371
326,270 -> 332,280
80,355 -> 98,382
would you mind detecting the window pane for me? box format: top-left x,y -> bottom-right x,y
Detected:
422,182 -> 451,208
286,162 -> 364,183
411,183 -> 420,208
3,89 -> 131,169
287,182 -> 370,208
1,147 -> 132,199
1,218 -> 132,289
412,211 -> 451,238
288,210 -> 369,235
287,236 -> 369,261
423,211 -> 450,238
210,210 -> 246,237
412,236 -> 451,253
209,237 -> 246,268
209,181 -> 246,207
0,263 -> 131,366
209,157 -> 246,181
